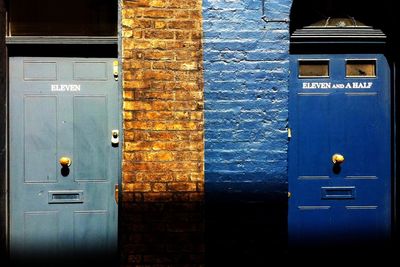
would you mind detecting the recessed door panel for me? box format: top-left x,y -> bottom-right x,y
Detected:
74,96 -> 108,181
297,94 -> 331,177
23,61 -> 57,80
24,96 -> 58,183
73,211 -> 108,252
23,212 -> 59,254
73,62 -> 108,81
344,94 -> 379,176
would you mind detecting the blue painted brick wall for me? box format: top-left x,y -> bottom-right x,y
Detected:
203,1 -> 292,263
203,0 -> 292,193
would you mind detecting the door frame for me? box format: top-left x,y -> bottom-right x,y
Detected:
0,0 -> 123,260
0,1 -> 7,261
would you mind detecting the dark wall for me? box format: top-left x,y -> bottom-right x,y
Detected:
290,0 -> 394,35
290,0 -> 398,57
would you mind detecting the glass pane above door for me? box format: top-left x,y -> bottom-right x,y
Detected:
9,0 -> 117,36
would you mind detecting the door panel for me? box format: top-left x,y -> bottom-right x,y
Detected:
297,94 -> 331,177
73,96 -> 108,181
289,54 -> 391,247
344,94 -> 379,175
24,95 -> 58,183
23,211 -> 60,253
23,61 -> 57,80
73,211 -> 108,252
10,57 -> 119,260
73,62 -> 108,81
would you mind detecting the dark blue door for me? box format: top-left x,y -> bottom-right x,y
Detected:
9,58 -> 119,260
289,54 -> 391,246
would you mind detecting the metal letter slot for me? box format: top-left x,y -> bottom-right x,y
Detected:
111,129 -> 119,145
115,184 -> 119,205
321,187 -> 355,200
48,191 -> 84,204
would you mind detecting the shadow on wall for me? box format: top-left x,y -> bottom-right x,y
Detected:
119,196 -> 204,266
205,175 -> 288,266
7,251 -> 119,267
118,178 -> 287,267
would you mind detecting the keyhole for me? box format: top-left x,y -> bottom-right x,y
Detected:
332,164 -> 341,174
61,166 -> 70,177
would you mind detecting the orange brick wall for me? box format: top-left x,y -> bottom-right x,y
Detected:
120,0 -> 204,265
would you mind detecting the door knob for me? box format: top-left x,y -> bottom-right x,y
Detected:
59,157 -> 72,167
332,154 -> 345,164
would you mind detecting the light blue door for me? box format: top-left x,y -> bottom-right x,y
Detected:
10,58 -> 119,260
289,54 -> 391,247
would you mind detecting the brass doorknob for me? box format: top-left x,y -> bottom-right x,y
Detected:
332,154 -> 345,164
59,157 -> 72,167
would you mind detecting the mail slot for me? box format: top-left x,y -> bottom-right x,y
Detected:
321,187 -> 355,200
48,190 -> 84,204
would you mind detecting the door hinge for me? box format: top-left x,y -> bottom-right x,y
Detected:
113,60 -> 119,81
115,184 -> 119,205
287,127 -> 292,139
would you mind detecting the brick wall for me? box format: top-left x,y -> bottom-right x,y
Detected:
121,0 -> 204,266
203,0 -> 291,264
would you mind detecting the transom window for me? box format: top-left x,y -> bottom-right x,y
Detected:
8,0 -> 117,36
346,60 -> 376,78
298,60 -> 330,78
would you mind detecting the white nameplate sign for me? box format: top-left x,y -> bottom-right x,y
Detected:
51,84 -> 81,92
302,82 -> 373,89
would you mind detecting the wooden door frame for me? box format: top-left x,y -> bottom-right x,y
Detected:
0,0 -> 7,261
